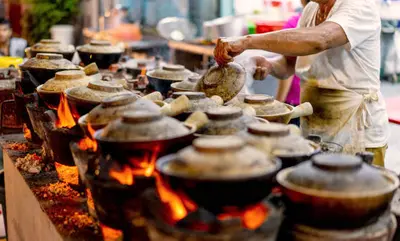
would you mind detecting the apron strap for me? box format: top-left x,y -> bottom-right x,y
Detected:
359,91 -> 379,128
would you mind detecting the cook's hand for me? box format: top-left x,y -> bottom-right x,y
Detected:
250,56 -> 273,80
214,37 -> 248,66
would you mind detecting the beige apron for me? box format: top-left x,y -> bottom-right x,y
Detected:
297,52 -> 378,154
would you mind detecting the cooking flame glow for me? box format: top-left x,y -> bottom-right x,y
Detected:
78,123 -> 98,151
156,174 -> 197,224
140,68 -> 146,76
23,123 -> 32,140
56,94 -> 76,129
218,204 -> 269,230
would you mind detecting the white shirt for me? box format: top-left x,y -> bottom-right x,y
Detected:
296,0 -> 389,148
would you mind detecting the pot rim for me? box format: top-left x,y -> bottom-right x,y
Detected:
170,82 -> 192,92
36,84 -> 63,95
78,114 -> 107,130
76,47 -> 123,55
156,153 -> 282,181
94,123 -> 196,143
64,87 -> 103,105
19,65 -> 79,71
277,167 -> 399,198
256,104 -> 294,118
272,141 -> 321,158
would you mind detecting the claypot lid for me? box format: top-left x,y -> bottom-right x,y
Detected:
206,106 -> 243,120
247,123 -> 290,137
193,137 -> 244,152
39,70 -> 91,92
196,62 -> 245,102
77,40 -> 123,54
20,53 -> 78,70
172,91 -> 206,100
188,73 -> 202,83
147,64 -> 193,82
65,80 -> 130,103
244,94 -> 274,105
161,136 -> 280,180
283,153 -> 392,193
83,96 -> 153,126
101,93 -> 138,108
96,110 -> 191,142
31,39 -> 75,53
87,80 -> 124,92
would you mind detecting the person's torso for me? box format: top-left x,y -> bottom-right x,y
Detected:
295,0 -> 389,147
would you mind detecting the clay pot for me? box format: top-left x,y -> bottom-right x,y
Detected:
94,110 -> 208,164
123,58 -> 161,79
166,91 -> 223,120
240,123 -> 320,168
147,64 -> 193,96
77,40 -> 123,69
65,80 -> 131,118
78,93 -> 190,134
196,106 -> 267,137
36,70 -> 92,109
170,73 -> 201,92
231,94 -> 314,124
26,39 -> 75,60
157,136 -> 281,214
195,62 -> 245,102
20,53 -> 79,91
277,154 -> 399,229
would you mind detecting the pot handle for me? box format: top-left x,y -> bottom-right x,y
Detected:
25,47 -> 32,58
291,102 -> 313,119
184,111 -> 209,131
243,106 -> 256,116
210,95 -> 224,105
142,92 -> 163,102
160,95 -> 190,117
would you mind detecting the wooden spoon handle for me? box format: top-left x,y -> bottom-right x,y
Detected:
291,102 -> 313,119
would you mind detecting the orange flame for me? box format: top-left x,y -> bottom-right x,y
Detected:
56,94 -> 76,129
100,224 -> 123,241
218,204 -> 269,230
140,68 -> 146,76
155,173 -> 197,224
78,123 -> 98,151
108,148 -> 159,185
23,123 -> 32,140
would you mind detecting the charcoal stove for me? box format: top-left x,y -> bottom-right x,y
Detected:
0,73 -> 23,134
277,210 -> 397,241
140,189 -> 283,241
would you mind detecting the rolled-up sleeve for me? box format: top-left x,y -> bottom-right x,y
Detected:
326,0 -> 381,50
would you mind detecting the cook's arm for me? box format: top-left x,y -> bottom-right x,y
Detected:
244,22 -> 348,56
276,75 -> 294,102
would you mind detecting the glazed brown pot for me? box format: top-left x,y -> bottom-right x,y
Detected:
240,123 -> 320,168
26,39 -> 75,60
276,154 -> 399,229
36,70 -> 92,109
156,137 -> 281,214
19,53 -> 79,92
65,80 -> 131,119
196,106 -> 267,137
195,62 -> 245,103
147,64 -> 193,96
94,110 -> 207,165
77,40 -> 123,69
